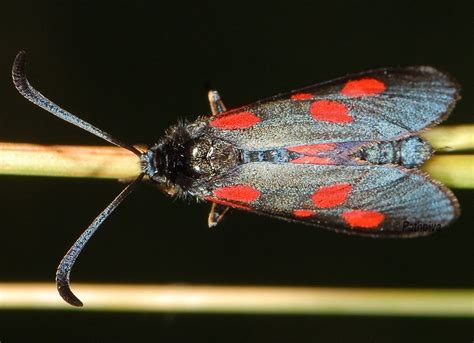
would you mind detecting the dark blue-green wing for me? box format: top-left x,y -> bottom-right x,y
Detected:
208,66 -> 459,150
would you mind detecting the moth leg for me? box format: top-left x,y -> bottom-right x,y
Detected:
208,202 -> 231,228
208,90 -> 227,116
207,90 -> 231,227
155,183 -> 180,197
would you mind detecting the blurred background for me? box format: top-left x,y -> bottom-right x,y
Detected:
0,0 -> 472,341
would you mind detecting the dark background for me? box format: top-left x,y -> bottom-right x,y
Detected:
0,0 -> 472,342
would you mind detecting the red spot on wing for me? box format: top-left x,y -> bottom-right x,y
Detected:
310,100 -> 352,123
290,156 -> 333,165
212,185 -> 261,203
287,143 -> 336,155
342,210 -> 384,228
312,183 -> 352,208
204,197 -> 252,211
293,209 -> 316,218
210,111 -> 261,130
291,92 -> 313,100
341,78 -> 386,97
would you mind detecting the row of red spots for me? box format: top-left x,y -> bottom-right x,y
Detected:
212,185 -> 261,203
341,78 -> 386,97
312,183 -> 352,208
292,208 -> 384,229
342,210 -> 384,228
210,185 -> 383,229
290,92 -> 352,124
310,100 -> 353,124
291,181 -> 383,228
290,78 -> 385,124
210,111 -> 261,130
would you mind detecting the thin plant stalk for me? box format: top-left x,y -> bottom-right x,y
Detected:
0,283 -> 472,317
0,125 -> 472,188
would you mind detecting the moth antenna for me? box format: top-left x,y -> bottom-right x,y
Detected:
56,173 -> 144,307
12,51 -> 142,157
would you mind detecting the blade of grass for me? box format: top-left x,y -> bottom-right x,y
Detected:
0,125 -> 472,187
423,155 -> 474,189
0,283 -> 472,317
422,125 -> 474,151
0,142 -> 140,179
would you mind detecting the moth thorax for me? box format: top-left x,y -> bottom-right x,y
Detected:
144,135 -> 241,190
355,137 -> 432,168
187,137 -> 241,177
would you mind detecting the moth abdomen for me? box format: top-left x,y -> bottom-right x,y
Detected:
399,136 -> 433,168
354,136 -> 432,168
241,148 -> 296,164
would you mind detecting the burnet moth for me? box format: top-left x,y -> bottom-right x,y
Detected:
12,51 -> 460,307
